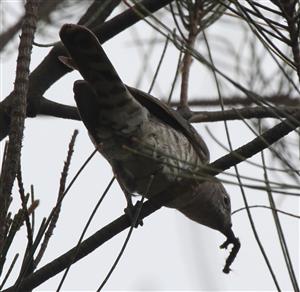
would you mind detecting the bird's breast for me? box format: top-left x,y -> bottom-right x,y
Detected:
106,117 -> 204,198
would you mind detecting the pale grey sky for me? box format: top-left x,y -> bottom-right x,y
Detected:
0,1 -> 299,291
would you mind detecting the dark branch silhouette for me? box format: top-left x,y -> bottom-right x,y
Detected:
0,0 -> 174,141
3,107 -> 300,291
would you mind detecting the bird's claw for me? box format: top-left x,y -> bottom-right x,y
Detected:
124,201 -> 144,228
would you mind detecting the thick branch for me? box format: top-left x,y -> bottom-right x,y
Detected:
32,97 -> 300,124
2,204 -> 155,292
169,94 -> 300,107
209,112 -> 300,174
93,0 -> 174,43
38,97 -> 80,120
189,106 -> 300,122
11,96 -> 300,125
4,110 -> 300,292
78,0 -> 121,27
0,0 -> 174,141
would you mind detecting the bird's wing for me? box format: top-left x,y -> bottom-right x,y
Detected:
59,24 -> 209,163
128,86 -> 210,163
60,24 -> 147,139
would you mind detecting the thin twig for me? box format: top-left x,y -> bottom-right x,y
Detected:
4,108 -> 300,291
203,30 -> 279,280
168,94 -> 300,107
30,185 -> 35,236
0,253 -> 19,290
0,0 -> 64,52
190,106 -> 300,123
0,0 -> 175,142
14,149 -> 97,288
205,125 -> 299,173
56,177 -> 115,291
232,205 -> 300,219
97,175 -> 154,291
17,165 -> 33,249
0,0 -> 39,252
261,138 -> 299,291
167,45 -> 183,104
17,164 -> 34,279
148,35 -> 170,94
209,111 -> 300,176
34,130 -> 78,267
0,201 -> 38,278
179,1 -> 202,110
233,108 -> 299,175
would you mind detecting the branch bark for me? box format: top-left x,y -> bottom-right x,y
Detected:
26,98 -> 300,124
0,0 -> 174,141
189,106 -> 300,122
169,94 -> 300,107
0,0 -> 39,253
3,109 -> 300,292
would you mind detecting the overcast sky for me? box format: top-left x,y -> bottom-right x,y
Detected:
1,1 -> 299,291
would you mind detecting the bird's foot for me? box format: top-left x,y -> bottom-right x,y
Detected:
124,200 -> 144,228
177,105 -> 193,120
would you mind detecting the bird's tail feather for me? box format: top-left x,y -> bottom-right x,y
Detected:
60,24 -> 148,138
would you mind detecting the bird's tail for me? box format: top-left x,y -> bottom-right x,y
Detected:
60,24 -> 148,139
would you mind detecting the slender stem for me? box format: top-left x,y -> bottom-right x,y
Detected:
0,0 -> 39,256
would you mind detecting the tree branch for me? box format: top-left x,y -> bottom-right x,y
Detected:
4,109 -> 300,292
168,94 -> 300,107
0,0 -> 39,253
38,97 -> 80,120
78,0 -> 121,27
10,95 -> 300,126
189,106 -> 300,123
29,97 -> 300,124
0,0 -> 66,52
0,0 -> 174,142
209,112 -> 300,175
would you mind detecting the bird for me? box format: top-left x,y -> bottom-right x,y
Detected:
59,24 -> 240,273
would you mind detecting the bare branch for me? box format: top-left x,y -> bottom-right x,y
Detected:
34,130 -> 78,267
169,94 -> 300,107
190,106 -> 300,123
209,112 -> 300,175
0,0 -> 66,52
0,0 -> 175,142
78,0 -> 121,27
0,0 -> 39,253
38,97 -> 80,120
4,108 -> 300,291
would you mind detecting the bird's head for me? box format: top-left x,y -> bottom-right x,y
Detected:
176,179 -> 240,273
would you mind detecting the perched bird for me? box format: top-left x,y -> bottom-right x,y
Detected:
59,24 -> 240,273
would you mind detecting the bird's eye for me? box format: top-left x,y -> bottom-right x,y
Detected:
223,195 -> 230,207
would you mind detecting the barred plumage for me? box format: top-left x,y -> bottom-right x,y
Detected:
60,24 -> 240,273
